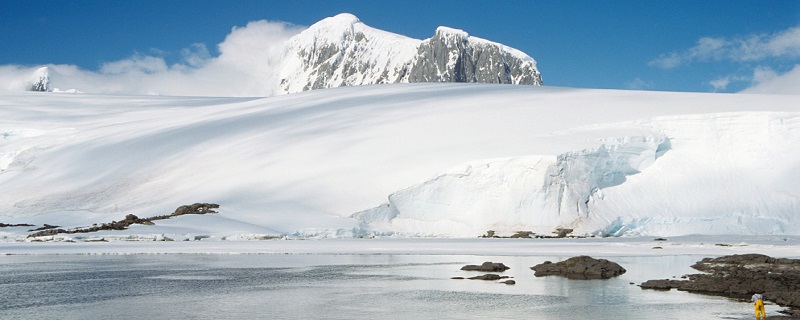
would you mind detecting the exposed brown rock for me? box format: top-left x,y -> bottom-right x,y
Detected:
640,254 -> 800,310
531,256 -> 626,280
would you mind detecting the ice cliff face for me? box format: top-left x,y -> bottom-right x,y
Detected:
277,13 -> 542,94
352,134 -> 670,236
354,112 -> 800,237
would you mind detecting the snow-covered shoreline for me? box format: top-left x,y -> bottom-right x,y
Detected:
3,236 -> 800,257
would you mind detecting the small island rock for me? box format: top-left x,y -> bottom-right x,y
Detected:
461,261 -> 510,272
530,256 -> 626,279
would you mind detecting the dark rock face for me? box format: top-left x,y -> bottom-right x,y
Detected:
461,262 -> 510,272
640,254 -> 800,309
407,28 -> 541,86
531,256 -> 627,279
172,203 -> 219,216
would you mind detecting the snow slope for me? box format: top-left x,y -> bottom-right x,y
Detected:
0,84 -> 798,240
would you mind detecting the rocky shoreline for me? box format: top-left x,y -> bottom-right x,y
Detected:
641,254 -> 800,317
451,254 -> 800,317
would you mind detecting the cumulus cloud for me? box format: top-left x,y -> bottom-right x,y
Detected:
0,20 -> 304,97
741,64 -> 800,95
709,77 -> 731,91
650,25 -> 800,68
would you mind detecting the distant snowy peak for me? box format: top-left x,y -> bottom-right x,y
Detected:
278,13 -> 542,94
277,13 -> 419,93
28,67 -> 51,92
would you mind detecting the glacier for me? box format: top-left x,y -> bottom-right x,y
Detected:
0,84 -> 798,240
355,112 -> 800,237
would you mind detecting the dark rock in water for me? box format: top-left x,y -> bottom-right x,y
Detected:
640,254 -> 800,310
654,238 -> 667,241
461,261 -> 510,272
530,256 -> 626,279
501,280 -> 516,285
639,279 -> 674,290
450,277 -> 465,280
468,274 -> 509,281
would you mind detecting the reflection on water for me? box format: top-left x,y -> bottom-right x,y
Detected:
0,254 -> 767,319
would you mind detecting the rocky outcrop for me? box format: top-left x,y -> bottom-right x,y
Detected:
640,254 -> 800,309
461,261 -> 510,272
467,274 -> 510,281
531,256 -> 627,279
406,27 -> 541,85
0,223 -> 35,227
27,203 -> 219,238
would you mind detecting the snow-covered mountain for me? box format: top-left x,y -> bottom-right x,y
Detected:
276,13 -> 542,94
14,13 -> 541,97
27,67 -> 51,92
1,84 -> 798,241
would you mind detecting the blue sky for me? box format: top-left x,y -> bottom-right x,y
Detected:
2,0 -> 799,94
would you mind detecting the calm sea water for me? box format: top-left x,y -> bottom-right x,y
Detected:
0,254 -> 770,319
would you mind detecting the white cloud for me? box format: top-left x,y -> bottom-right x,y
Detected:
100,54 -> 169,74
0,19 -> 304,97
709,77 -> 731,91
623,77 -> 651,90
751,66 -> 778,83
180,43 -> 212,68
651,25 -> 800,69
741,64 -> 800,95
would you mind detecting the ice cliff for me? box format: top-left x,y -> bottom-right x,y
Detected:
354,112 -> 800,237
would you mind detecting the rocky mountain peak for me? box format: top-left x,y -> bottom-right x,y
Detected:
277,14 -> 542,94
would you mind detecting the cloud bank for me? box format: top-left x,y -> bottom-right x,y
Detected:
0,20 -> 304,97
650,25 -> 800,94
650,26 -> 800,68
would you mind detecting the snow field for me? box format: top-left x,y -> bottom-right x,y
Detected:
0,84 -> 798,240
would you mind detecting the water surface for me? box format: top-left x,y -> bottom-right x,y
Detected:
0,254 -> 771,319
